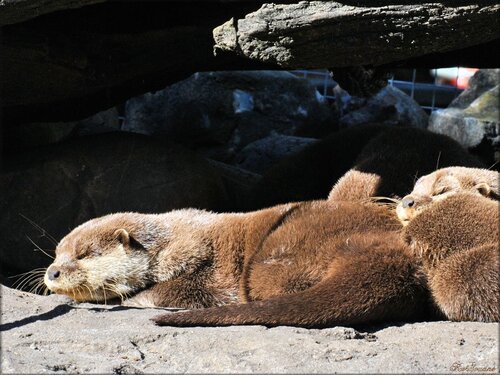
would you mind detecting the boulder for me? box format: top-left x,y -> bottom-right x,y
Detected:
449,69 -> 500,109
429,74 -> 500,166
234,133 -> 317,174
5,107 -> 120,150
123,71 -> 337,162
340,85 -> 429,129
0,133 -> 231,283
1,285 -> 498,374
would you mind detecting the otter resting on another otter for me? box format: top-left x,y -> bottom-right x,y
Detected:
44,167 -> 499,327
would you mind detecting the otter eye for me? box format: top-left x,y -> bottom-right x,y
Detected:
75,253 -> 85,260
433,187 -> 449,196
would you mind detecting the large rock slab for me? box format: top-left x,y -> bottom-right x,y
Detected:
1,285 -> 498,374
213,2 -> 500,68
0,133 -> 231,283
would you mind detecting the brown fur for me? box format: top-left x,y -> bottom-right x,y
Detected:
46,198 -> 433,327
151,200 -> 436,327
396,167 -> 499,224
46,167 -> 498,327
402,193 -> 499,322
152,168 -> 498,327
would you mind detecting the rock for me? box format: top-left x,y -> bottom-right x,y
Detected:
206,160 -> 262,211
429,84 -> 500,165
213,2 -> 500,68
247,125 -> 484,210
1,285 -> 498,374
75,107 -> 121,136
5,107 -> 120,149
123,71 -> 336,161
234,133 -> 317,174
340,85 -> 429,129
449,69 -> 500,109
0,133 -> 231,283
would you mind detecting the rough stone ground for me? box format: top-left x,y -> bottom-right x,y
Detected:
1,285 -> 498,374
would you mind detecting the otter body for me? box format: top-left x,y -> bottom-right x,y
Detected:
46,200 -> 418,319
45,167 -> 499,327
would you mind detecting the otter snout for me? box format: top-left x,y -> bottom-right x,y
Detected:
397,194 -> 432,225
46,265 -> 61,281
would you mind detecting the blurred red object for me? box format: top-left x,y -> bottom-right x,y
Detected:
431,68 -> 478,89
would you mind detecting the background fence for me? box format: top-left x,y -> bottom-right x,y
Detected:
291,68 -> 475,113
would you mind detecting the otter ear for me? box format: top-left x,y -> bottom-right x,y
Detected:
475,182 -> 491,197
114,229 -> 130,246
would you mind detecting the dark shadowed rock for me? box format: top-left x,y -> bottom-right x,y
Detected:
234,133 -> 317,174
5,107 -> 121,150
0,133 -> 231,283
340,85 -> 429,129
123,71 -> 336,162
247,125 -> 485,210
449,69 -> 500,109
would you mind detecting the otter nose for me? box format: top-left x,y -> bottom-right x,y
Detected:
47,266 -> 61,281
401,197 -> 415,209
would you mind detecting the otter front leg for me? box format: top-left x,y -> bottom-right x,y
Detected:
328,170 -> 381,202
123,277 -> 218,309
429,243 -> 499,322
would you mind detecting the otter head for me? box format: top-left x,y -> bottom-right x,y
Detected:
397,167 -> 499,225
401,192 -> 499,265
44,214 -> 154,302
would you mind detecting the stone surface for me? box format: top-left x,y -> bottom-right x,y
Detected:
0,0 -> 106,25
213,2 -> 500,68
340,85 -> 429,129
1,285 -> 498,374
429,76 -> 500,165
6,107 -> 120,149
234,133 -> 317,174
0,133 -> 231,283
247,125 -> 485,210
123,71 -> 336,162
449,69 -> 500,109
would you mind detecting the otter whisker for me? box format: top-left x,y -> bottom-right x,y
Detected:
30,277 -> 46,294
8,268 -> 47,279
25,235 -> 55,260
19,213 -> 58,246
102,284 -> 108,305
26,275 -> 45,293
435,151 -> 442,171
83,284 -> 96,302
13,271 -> 46,291
488,160 -> 500,170
11,271 -> 46,290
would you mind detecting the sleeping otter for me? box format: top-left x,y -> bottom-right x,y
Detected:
44,167 -> 498,327
396,166 -> 499,224
248,125 -> 486,210
152,168 -> 499,327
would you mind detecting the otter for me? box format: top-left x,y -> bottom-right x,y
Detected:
247,125 -> 486,210
46,198 -> 432,326
401,193 -> 499,322
329,165 -> 499,204
151,168 -> 499,327
44,168 -> 498,327
396,166 -> 499,224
